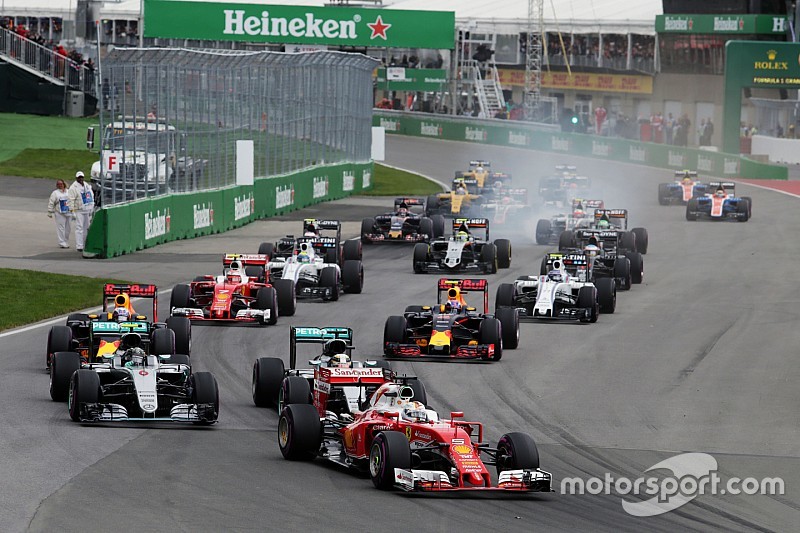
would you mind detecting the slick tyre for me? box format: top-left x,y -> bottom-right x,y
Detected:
535,219 -> 552,245
631,227 -> 649,254
165,316 -> 192,356
495,283 -> 516,308
273,279 -> 297,317
614,257 -> 632,291
252,357 -> 285,407
343,239 -> 362,261
383,316 -> 407,354
576,286 -> 599,323
628,252 -> 644,284
278,404 -> 321,461
419,217 -> 434,240
413,243 -> 428,273
370,431 -> 412,490
278,376 -> 312,413
360,218 -> 375,244
68,369 -> 101,422
496,432 -> 541,474
191,372 -> 220,424
320,267 -> 340,301
431,215 -> 446,238
256,287 -> 278,325
481,243 -> 498,274
495,307 -> 520,349
257,242 -> 275,257
47,326 -> 73,369
595,277 -> 616,314
341,260 -> 364,294
170,283 -> 192,310
494,239 -> 512,269
479,317 -> 503,361
658,184 -> 670,205
558,230 -> 576,251
151,328 -> 176,357
50,351 -> 81,402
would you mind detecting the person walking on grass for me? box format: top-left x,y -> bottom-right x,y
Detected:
47,179 -> 73,248
68,171 -> 94,252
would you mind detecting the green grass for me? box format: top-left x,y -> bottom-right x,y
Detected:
0,269 -> 130,331
0,113 -> 96,162
0,148 -> 97,179
365,163 -> 444,196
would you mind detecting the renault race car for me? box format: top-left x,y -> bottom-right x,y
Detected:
383,278 -> 519,361
361,197 -> 446,244
169,254 -> 296,325
252,326 -> 396,414
277,382 -> 551,494
425,187 -> 484,218
686,182 -> 752,222
412,218 -> 511,274
658,170 -> 709,205
495,257 -> 615,323
259,219 -> 361,264
266,238 -> 364,301
453,160 -> 512,194
535,198 -> 604,244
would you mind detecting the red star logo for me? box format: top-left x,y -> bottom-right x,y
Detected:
368,15 -> 391,40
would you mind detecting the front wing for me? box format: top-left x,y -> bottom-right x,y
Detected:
171,307 -> 270,324
74,402 -> 218,423
394,468 -> 552,493
414,260 -> 494,274
384,342 -> 494,360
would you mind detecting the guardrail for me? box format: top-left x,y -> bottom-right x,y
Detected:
373,110 -> 787,180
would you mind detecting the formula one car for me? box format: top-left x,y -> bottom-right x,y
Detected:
686,182 -> 752,222
384,278 -> 519,361
259,219 -> 361,264
50,323 -> 218,424
412,218 -> 511,274
361,197 -> 446,244
535,198 -> 604,245
425,186 -> 484,218
495,257 -> 615,323
559,209 -> 649,255
252,326 -> 397,414
169,254 -> 296,325
453,160 -> 512,194
45,283 -> 191,369
477,186 -> 530,226
278,381 -> 552,493
267,237 -> 364,301
658,170 -> 710,205
561,228 -> 644,287
538,165 -> 591,207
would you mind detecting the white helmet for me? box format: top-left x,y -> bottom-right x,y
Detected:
401,401 -> 428,422
329,353 -> 351,368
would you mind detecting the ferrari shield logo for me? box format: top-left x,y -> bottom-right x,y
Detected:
405,426 -> 412,439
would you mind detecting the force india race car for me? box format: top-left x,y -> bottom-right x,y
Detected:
535,198 -> 605,244
686,182 -> 752,222
266,237 -> 364,301
412,218 -> 511,274
277,381 -> 552,494
658,170 -> 710,205
361,197 -> 446,244
259,219 -> 361,264
252,326 -> 403,414
453,160 -> 512,194
495,257 -> 615,323
384,278 -> 519,361
169,254 -> 296,325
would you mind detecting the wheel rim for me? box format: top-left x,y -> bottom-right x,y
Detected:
369,442 -> 383,478
278,386 -> 285,413
278,416 -> 290,448
67,381 -> 74,411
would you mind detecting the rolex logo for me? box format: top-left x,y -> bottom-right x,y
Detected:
767,50 -> 777,61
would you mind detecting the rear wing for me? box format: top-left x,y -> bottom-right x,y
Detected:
303,218 -> 341,231
296,235 -> 338,252
574,229 -> 620,248
545,252 -> 589,270
437,278 -> 489,314
674,170 -> 698,178
469,160 -> 491,168
594,208 -> 628,229
555,165 -> 577,172
452,217 -> 490,240
708,181 -> 736,191
103,283 -> 158,322
572,198 -> 604,209
394,197 -> 425,209
289,326 -> 354,370
223,253 -> 269,268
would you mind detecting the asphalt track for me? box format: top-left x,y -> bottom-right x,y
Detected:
1,136 -> 798,532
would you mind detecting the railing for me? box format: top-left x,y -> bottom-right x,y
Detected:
0,26 -> 96,96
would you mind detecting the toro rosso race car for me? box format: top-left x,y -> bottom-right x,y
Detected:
361,197 -> 445,244
252,326 -> 396,413
169,254 -> 296,325
384,278 -> 519,361
453,160 -> 512,194
658,170 -> 710,205
412,218 -> 511,274
277,381 -> 552,494
686,182 -> 752,222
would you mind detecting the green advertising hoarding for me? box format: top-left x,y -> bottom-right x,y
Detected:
375,68 -> 448,91
144,0 -> 455,49
656,14 -> 789,34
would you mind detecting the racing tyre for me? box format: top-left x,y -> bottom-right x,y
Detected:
576,286 -> 599,323
412,243 -> 428,273
742,196 -> 753,219
481,243 -> 498,274
279,403 -> 322,461
68,369 -> 101,422
360,217 -> 375,244
658,184 -> 670,205
495,307 -> 520,349
595,277 -> 616,314
419,217 -> 434,240
737,199 -> 750,222
370,431 -> 412,490
613,257 -> 632,291
170,283 -> 192,310
165,316 -> 191,356
426,194 -> 440,216
170,354 -> 191,368
405,378 -> 428,406
324,248 -> 339,266
383,316 -> 407,354
343,239 -> 362,261
245,265 -> 265,282
535,219 -> 552,245
273,279 -> 297,317
479,317 -> 503,361
494,239 -> 512,269
620,231 -> 636,251
431,215 -> 446,238
253,357 -> 285,407
558,230 -> 576,251
628,252 -> 644,284
256,286 -> 278,325
151,328 -> 176,356
50,351 -> 81,402
191,372 -> 220,424
686,199 -> 698,221
47,326 -> 73,369
320,267 -> 340,301
279,376 -> 312,412
495,283 -> 516,309
342,260 -> 364,294
496,432 -> 540,474
258,242 -> 275,257
631,227 -> 649,254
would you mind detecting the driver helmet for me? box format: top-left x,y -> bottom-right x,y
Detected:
457,230 -> 469,242
401,401 -> 428,423
682,171 -> 693,183
323,338 -> 348,356
328,353 -> 351,368
596,216 -> 610,229
715,187 -> 726,198
573,208 -> 585,218
548,269 -> 564,283
297,250 -> 311,263
112,306 -> 130,322
397,202 -> 409,217
447,288 -> 463,311
455,183 -> 468,195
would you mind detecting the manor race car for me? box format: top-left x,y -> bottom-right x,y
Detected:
384,278 -> 519,361
658,170 -> 709,205
277,381 -> 551,494
453,160 -> 512,194
361,197 -> 445,244
412,218 -> 511,274
169,254 -> 296,325
686,182 -> 752,222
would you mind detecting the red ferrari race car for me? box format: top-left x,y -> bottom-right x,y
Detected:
278,381 -> 552,494
169,254 -> 296,325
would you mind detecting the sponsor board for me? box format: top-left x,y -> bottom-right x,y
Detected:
465,127 -> 487,142
362,169 -> 371,188
551,137 -> 570,151
420,122 -> 442,137
508,131 -> 528,146
724,158 -> 740,175
697,156 -> 713,173
313,176 -> 329,199
145,208 -> 170,240
343,171 -> 355,191
379,117 -> 400,132
667,151 -> 685,168
193,202 -> 214,229
276,184 -> 295,209
592,141 -> 611,157
629,145 -> 647,162
234,193 -> 254,220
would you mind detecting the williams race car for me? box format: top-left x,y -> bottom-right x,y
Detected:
259,219 -> 361,264
278,381 -> 551,494
658,170 -> 710,205
384,278 -> 519,361
686,182 -> 752,222
361,197 -> 445,244
412,218 -> 511,274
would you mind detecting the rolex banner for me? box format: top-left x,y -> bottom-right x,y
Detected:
144,0 -> 455,49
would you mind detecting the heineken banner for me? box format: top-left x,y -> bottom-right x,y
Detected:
144,0 -> 455,49
656,14 -> 789,35
375,68 -> 447,91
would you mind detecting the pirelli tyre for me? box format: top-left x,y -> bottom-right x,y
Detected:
273,279 -> 297,316
576,286 -> 599,323
370,431 -> 412,490
191,372 -> 220,424
412,243 -> 428,274
494,239 -> 512,269
255,286 -> 278,325
495,283 -> 516,309
278,375 -> 312,414
343,239 -> 362,261
47,325 -> 73,369
342,260 -> 364,294
686,199 -> 698,221
258,242 -> 275,257
741,196 -> 753,219
361,217 -> 376,244
425,194 -> 440,216
278,403 -> 322,461
419,217 -> 434,240
170,283 -> 192,310
737,199 -> 750,222
383,316 -> 408,354
68,369 -> 101,422
496,432 -> 540,475
245,265 -> 265,282
595,277 -> 617,314
613,257 -> 632,291
558,230 -> 576,251
631,227 -> 649,254
165,317 -> 191,357
431,215 -> 446,238
481,243 -> 498,274
628,252 -> 644,284
620,231 -> 636,251
253,357 -> 285,407
320,267 -> 340,301
151,328 -> 176,357
535,219 -> 552,245
50,351 -> 81,402
495,307 -> 520,349
657,183 -> 671,205
324,248 -> 339,266
479,317 -> 503,361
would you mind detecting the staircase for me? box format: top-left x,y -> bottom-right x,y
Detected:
461,59 -> 506,118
